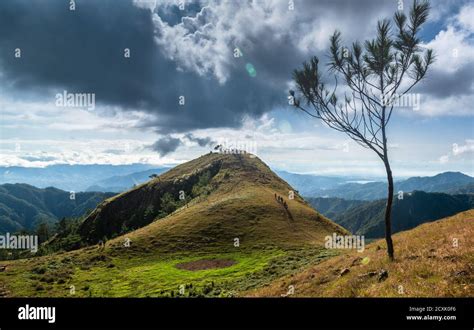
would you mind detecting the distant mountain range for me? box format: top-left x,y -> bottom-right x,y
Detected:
0,164 -> 167,192
275,171 -> 352,196
1,162 -> 472,239
308,191 -> 474,238
281,171 -> 474,200
0,184 -> 114,233
2,163 -> 471,199
85,168 -> 168,192
305,197 -> 365,219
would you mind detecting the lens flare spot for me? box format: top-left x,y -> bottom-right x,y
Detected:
246,63 -> 257,77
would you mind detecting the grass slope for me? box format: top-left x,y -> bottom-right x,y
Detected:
0,153 -> 346,297
245,209 -> 474,297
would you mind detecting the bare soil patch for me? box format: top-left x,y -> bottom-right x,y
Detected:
176,259 -> 236,271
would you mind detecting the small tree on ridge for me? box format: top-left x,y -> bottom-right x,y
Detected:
290,0 -> 434,260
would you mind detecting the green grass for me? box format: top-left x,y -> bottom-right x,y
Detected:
0,246 -> 337,297
74,250 -> 281,297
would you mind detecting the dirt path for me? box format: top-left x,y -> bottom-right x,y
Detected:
176,259 -> 236,271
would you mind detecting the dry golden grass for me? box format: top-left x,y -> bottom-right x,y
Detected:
245,209 -> 474,297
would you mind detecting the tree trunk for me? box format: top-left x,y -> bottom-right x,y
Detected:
383,159 -> 395,261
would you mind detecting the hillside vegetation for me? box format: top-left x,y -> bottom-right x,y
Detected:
0,184 -> 114,233
246,209 -> 474,297
332,191 -> 474,238
306,197 -> 365,219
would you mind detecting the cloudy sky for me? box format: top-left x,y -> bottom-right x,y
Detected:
0,0 -> 472,178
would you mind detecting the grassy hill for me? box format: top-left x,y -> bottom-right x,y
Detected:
245,209 -> 474,297
0,153 -> 347,297
0,184 -> 114,233
332,191 -> 474,238
76,153 -> 346,248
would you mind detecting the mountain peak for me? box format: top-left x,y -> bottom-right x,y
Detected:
77,152 -> 347,249
434,171 -> 472,179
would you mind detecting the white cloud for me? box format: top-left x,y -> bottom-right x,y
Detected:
0,96 -> 167,167
133,0 -> 158,11
0,138 -> 182,168
453,139 -> 474,156
150,1 -> 293,84
147,0 -> 393,84
0,97 -> 156,132
457,3 -> 474,31
428,0 -> 463,23
146,0 -> 473,120
439,154 -> 450,164
416,2 -> 474,117
419,93 -> 474,117
424,25 -> 474,74
438,140 -> 474,164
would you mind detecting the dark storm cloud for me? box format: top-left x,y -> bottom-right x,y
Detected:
416,62 -> 474,98
148,135 -> 182,156
184,133 -> 215,147
2,0 -> 460,134
147,132 -> 215,156
0,0 -> 159,109
0,0 -> 282,133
